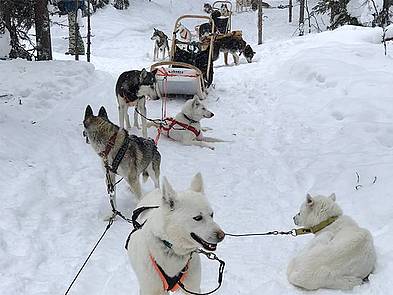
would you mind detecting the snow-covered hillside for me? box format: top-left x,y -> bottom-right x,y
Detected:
1,1 -> 393,294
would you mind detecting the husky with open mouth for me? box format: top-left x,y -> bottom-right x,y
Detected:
127,173 -> 225,294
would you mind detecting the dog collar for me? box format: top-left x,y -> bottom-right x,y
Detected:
295,216 -> 339,236
182,113 -> 198,124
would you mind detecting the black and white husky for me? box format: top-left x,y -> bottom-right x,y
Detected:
115,68 -> 158,138
151,28 -> 170,61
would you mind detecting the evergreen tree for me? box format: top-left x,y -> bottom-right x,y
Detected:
0,0 -> 35,60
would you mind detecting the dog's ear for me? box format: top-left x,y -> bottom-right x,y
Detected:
190,172 -> 204,194
154,27 -> 157,32
162,177 -> 177,210
329,193 -> 336,202
98,106 -> 108,120
306,193 -> 314,207
84,105 -> 93,119
140,68 -> 148,81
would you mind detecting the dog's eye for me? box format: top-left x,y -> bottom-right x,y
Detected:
193,215 -> 203,221
210,213 -> 213,218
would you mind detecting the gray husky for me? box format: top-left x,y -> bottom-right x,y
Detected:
151,28 -> 170,61
116,68 -> 158,138
83,105 -> 161,209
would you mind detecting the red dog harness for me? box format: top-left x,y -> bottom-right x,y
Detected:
161,117 -> 201,139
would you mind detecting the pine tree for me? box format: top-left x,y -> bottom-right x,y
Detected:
0,0 -> 35,60
113,0 -> 129,10
312,0 -> 359,29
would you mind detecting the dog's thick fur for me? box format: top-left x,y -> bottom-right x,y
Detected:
83,105 -> 161,206
115,68 -> 157,138
203,3 -> 212,13
220,3 -> 230,17
287,193 -> 376,290
148,96 -> 224,150
127,173 -> 225,295
213,32 -> 255,65
151,28 -> 170,61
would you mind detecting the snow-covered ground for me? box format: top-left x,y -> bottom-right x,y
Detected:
1,1 -> 393,294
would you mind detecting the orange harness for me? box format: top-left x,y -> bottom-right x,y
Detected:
149,254 -> 190,292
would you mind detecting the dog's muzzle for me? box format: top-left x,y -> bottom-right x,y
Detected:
190,232 -> 224,251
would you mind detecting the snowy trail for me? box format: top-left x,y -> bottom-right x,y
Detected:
2,1 -> 393,294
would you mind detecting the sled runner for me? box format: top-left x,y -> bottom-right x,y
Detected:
151,15 -> 216,99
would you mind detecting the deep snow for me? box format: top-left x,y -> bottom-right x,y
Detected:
1,1 -> 393,295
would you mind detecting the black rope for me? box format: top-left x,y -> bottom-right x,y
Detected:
225,229 -> 296,237
64,217 -> 114,295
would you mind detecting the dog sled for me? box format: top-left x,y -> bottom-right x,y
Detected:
212,1 -> 232,35
151,15 -> 215,99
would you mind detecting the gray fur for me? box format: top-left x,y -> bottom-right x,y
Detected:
83,105 -> 161,209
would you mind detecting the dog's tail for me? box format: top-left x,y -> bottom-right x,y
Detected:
142,170 -> 149,183
201,136 -> 233,143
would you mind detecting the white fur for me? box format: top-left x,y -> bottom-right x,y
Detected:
288,193 -> 377,290
148,96 -> 225,150
128,173 -> 225,295
117,85 -> 156,138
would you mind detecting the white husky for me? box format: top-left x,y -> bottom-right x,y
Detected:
287,193 -> 376,290
127,173 -> 225,295
148,96 -> 225,150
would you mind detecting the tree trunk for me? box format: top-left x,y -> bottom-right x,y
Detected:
258,0 -> 263,44
299,0 -> 305,36
34,0 -> 52,60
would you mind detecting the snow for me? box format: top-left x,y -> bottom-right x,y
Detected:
1,1 -> 393,294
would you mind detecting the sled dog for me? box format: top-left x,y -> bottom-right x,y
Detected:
220,3 -> 230,17
151,28 -> 170,61
213,32 -> 255,65
83,105 -> 161,206
115,68 -> 158,138
127,173 -> 225,295
148,96 -> 225,150
287,193 -> 376,290
203,3 -> 213,13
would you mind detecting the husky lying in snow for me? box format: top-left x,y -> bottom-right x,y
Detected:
127,173 -> 225,295
151,28 -> 170,61
287,193 -> 376,290
115,68 -> 158,138
83,105 -> 161,206
148,96 -> 225,150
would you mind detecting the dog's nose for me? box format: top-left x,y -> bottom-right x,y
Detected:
210,112 -> 214,117
216,230 -> 225,242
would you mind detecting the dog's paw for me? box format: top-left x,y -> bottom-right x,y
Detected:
340,276 -> 363,289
